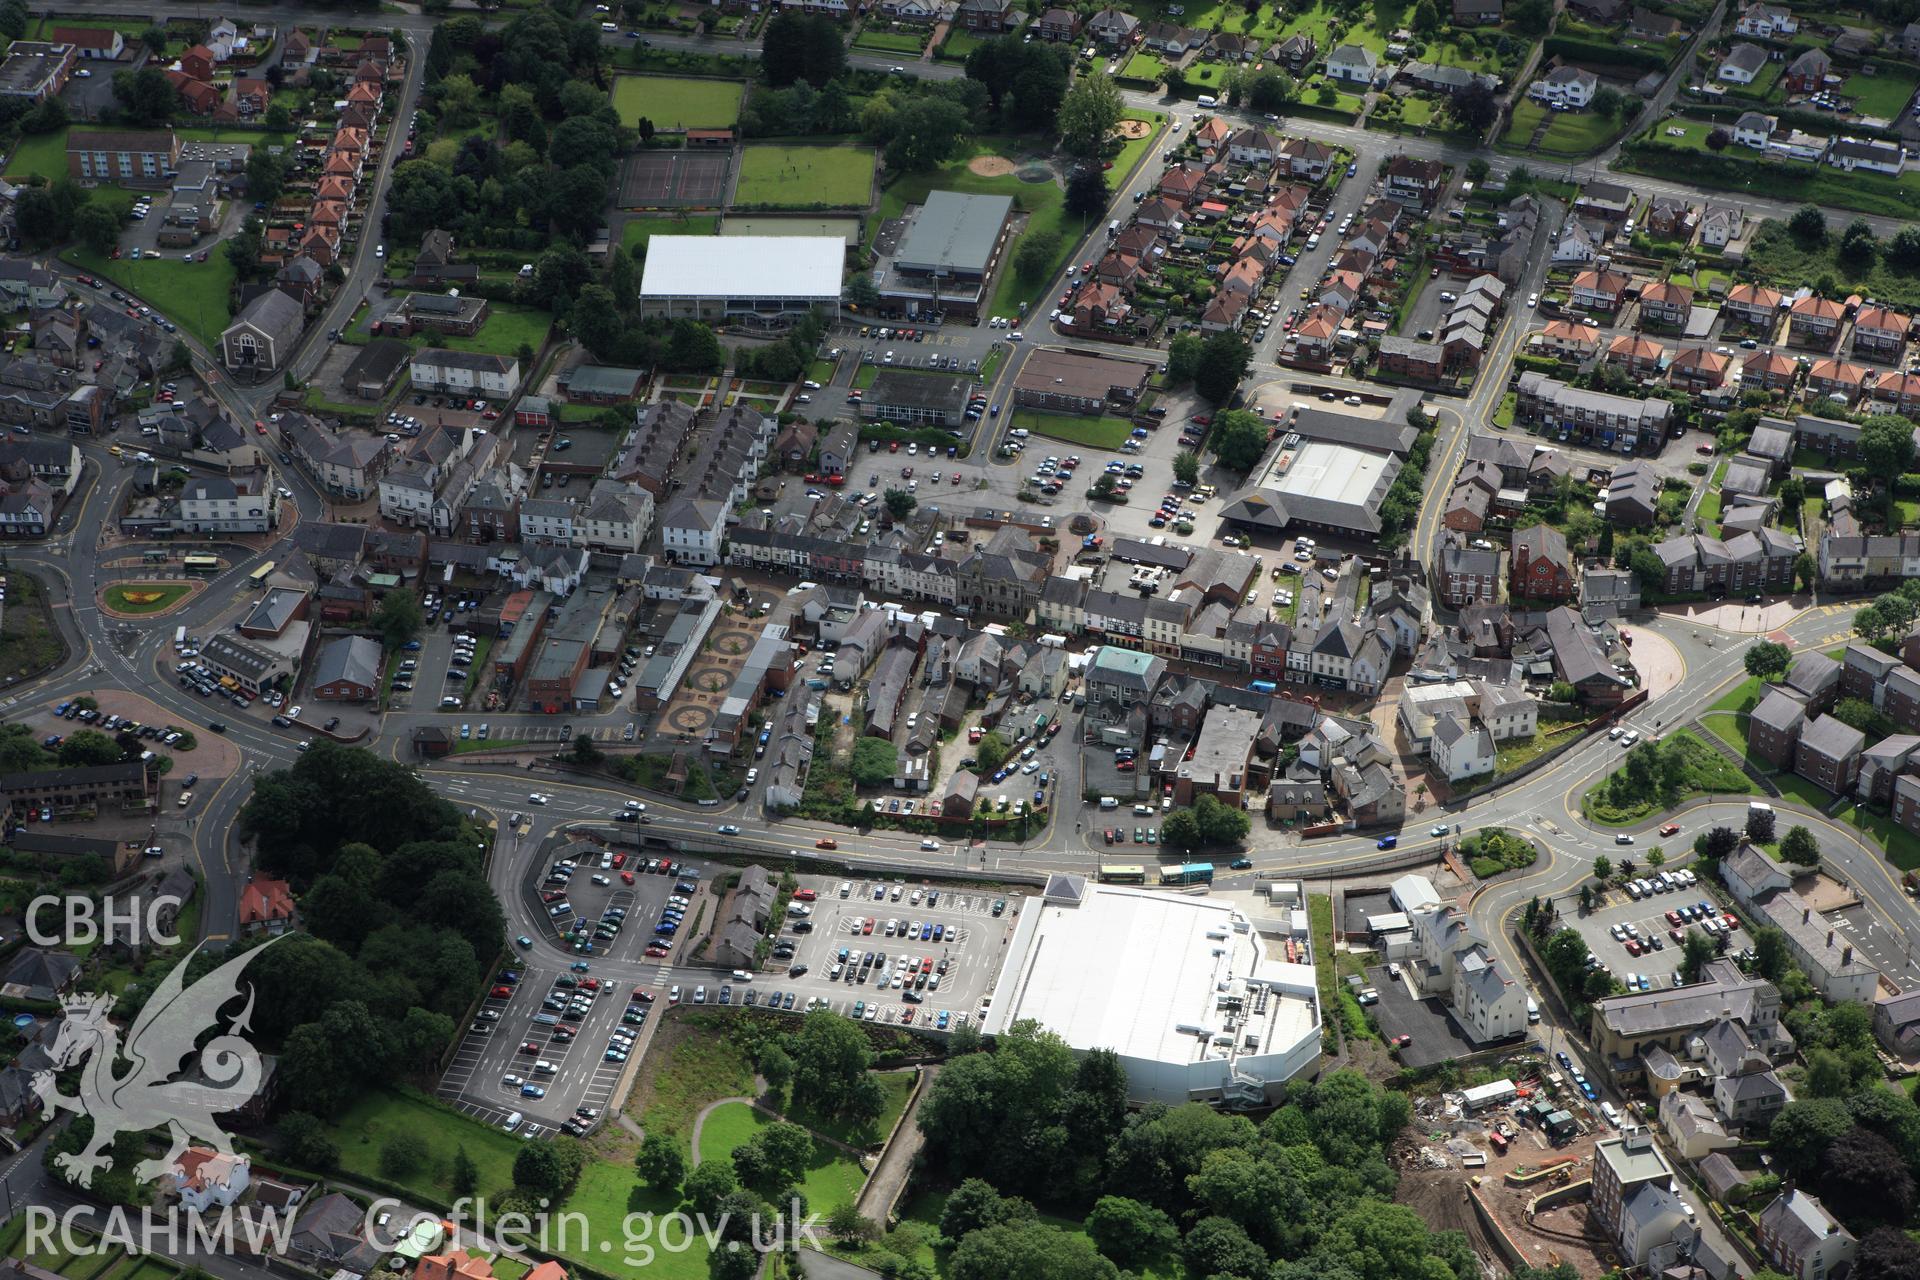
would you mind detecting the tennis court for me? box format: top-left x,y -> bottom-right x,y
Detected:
618,150 -> 733,208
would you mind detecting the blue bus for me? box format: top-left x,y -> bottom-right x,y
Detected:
1159,862 -> 1215,886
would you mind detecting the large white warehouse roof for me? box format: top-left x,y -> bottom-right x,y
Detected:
638,235 -> 844,301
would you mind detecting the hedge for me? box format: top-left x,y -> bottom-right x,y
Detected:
1544,34 -> 1669,71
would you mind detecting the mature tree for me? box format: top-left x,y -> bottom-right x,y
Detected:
1592,854 -> 1613,882
380,1132 -> 429,1177
1744,639 -> 1793,681
1747,805 -> 1776,843
0,0 -> 25,40
13,182 -> 81,248
941,1179 -> 1031,1240
1854,1227 -> 1920,1280
1166,333 -> 1206,386
1695,825 -> 1740,861
1162,807 -> 1202,851
1705,127 -> 1731,151
883,488 -> 917,520
1769,1097 -> 1856,1177
1065,166 -> 1110,220
634,1132 -> 686,1191
1507,0 -> 1552,31
276,1111 -> 340,1170
949,1222 -> 1118,1280
1248,71 -> 1294,113
884,98 -> 971,172
447,1146 -> 479,1198
1194,331 -> 1252,403
975,730 -> 1013,776
1821,1128 -> 1916,1225
1680,929 -> 1716,983
1014,229 -> 1061,279
762,11 -> 847,86
371,592 -> 425,649
512,1137 -> 585,1200
1085,1195 -> 1176,1268
1889,227 -> 1920,269
1209,410 -> 1269,472
1863,417 -> 1917,477
1182,1216 -> 1268,1279
788,1011 -> 874,1116
1057,72 -> 1124,160
1789,204 -> 1828,242
1173,450 -> 1201,485
1454,80 -> 1501,132
1779,825 -> 1821,866
682,1160 -> 738,1218
112,65 -> 178,126
1840,218 -> 1878,263
73,203 -> 121,256
58,729 -> 124,768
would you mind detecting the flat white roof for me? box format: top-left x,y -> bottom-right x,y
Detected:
1268,438 -> 1390,508
639,235 -> 844,301
995,884 -> 1312,1067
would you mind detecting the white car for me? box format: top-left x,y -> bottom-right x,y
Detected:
528,793 -> 550,805
374,244 -> 386,258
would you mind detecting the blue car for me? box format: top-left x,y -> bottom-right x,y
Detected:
655,924 -> 677,936
1581,1083 -> 1597,1100
521,1084 -> 547,1098
571,961 -> 591,973
517,935 -> 533,949
1556,1051 -> 1571,1069
402,641 -> 422,651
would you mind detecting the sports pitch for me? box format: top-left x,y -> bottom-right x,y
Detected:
611,75 -> 743,130
734,145 -> 875,208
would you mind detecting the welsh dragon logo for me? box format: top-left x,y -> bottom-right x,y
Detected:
33,939 -> 281,1188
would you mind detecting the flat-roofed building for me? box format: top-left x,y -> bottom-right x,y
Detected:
859,370 -> 973,426
1013,348 -> 1154,415
882,191 -> 1016,319
981,875 -> 1322,1106
0,40 -> 76,103
639,236 -> 843,329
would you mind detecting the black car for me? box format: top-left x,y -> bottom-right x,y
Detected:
787,964 -> 809,978
207,722 -> 227,733
792,920 -> 813,933
1229,858 -> 1253,870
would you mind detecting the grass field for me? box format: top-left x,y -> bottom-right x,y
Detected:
611,74 -> 743,129
620,214 -> 720,254
556,1160 -> 710,1280
103,582 -> 192,614
322,1088 -> 524,1203
1502,98 -> 1623,156
0,572 -> 66,680
1121,50 -> 1166,80
3,129 -> 69,181
852,28 -> 927,52
735,144 -> 875,208
695,1101 -> 866,1212
423,303 -> 551,359
1582,729 -> 1753,824
1835,800 -> 1920,871
63,246 -> 236,350
1011,408 -> 1136,449
1843,68 -> 1919,117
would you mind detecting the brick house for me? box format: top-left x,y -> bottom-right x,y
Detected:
1510,524 -> 1575,602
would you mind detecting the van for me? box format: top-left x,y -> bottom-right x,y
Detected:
1526,997 -> 1539,1024
1195,94 -> 1218,107
534,1060 -> 556,1075
1108,218 -> 1121,234
1098,796 -> 1118,809
502,1110 -> 523,1131
1599,1101 -> 1622,1128
174,627 -> 188,649
531,1012 -> 559,1026
1376,835 -> 1398,850
839,881 -> 853,898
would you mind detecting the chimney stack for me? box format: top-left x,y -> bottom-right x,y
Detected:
1827,929 -> 1835,949
1843,946 -> 1853,966
1803,906 -> 1811,924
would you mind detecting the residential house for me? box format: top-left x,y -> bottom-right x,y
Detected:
1718,42 -> 1768,83
1794,712 -> 1865,795
1571,267 -> 1631,314
1606,334 -> 1667,380
1853,305 -> 1911,361
1532,64 -> 1598,108
1724,281 -> 1784,329
1756,1191 -> 1856,1280
1638,280 -> 1693,328
1785,47 -> 1831,94
1325,43 -> 1378,85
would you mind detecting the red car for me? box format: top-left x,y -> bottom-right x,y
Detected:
645,944 -> 671,957
1116,760 -> 1135,772
968,727 -> 983,743
794,888 -> 817,901
612,853 -> 627,868
620,871 -> 635,884
1624,938 -> 1642,956
1659,823 -> 1681,837
861,919 -> 875,935
489,985 -> 512,998
254,421 -> 267,435
1665,910 -> 1685,927
632,988 -> 655,1002
901,1009 -> 914,1024
1722,912 -> 1738,929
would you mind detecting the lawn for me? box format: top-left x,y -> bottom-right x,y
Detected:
629,1015 -> 756,1140
0,573 -> 65,681
103,582 -> 192,614
63,246 -> 235,351
735,145 -> 875,208
1843,68 -> 1919,118
620,215 -> 720,255
1503,99 -> 1624,156
1010,408 -> 1136,449
555,1160 -> 712,1280
610,74 -> 743,129
322,1088 -> 524,1204
1700,710 -> 1751,759
431,303 -> 552,359
1835,800 -> 1920,871
1582,729 -> 1753,824
1121,50 -> 1166,81
1698,459 -> 1727,531
696,1101 -> 867,1212
3,129 -> 68,181
852,29 -> 927,52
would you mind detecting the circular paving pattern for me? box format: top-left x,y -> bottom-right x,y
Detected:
666,703 -> 714,735
712,631 -> 752,656
690,665 -> 731,694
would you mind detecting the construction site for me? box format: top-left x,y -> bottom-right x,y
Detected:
1391,1056 -> 1625,1279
